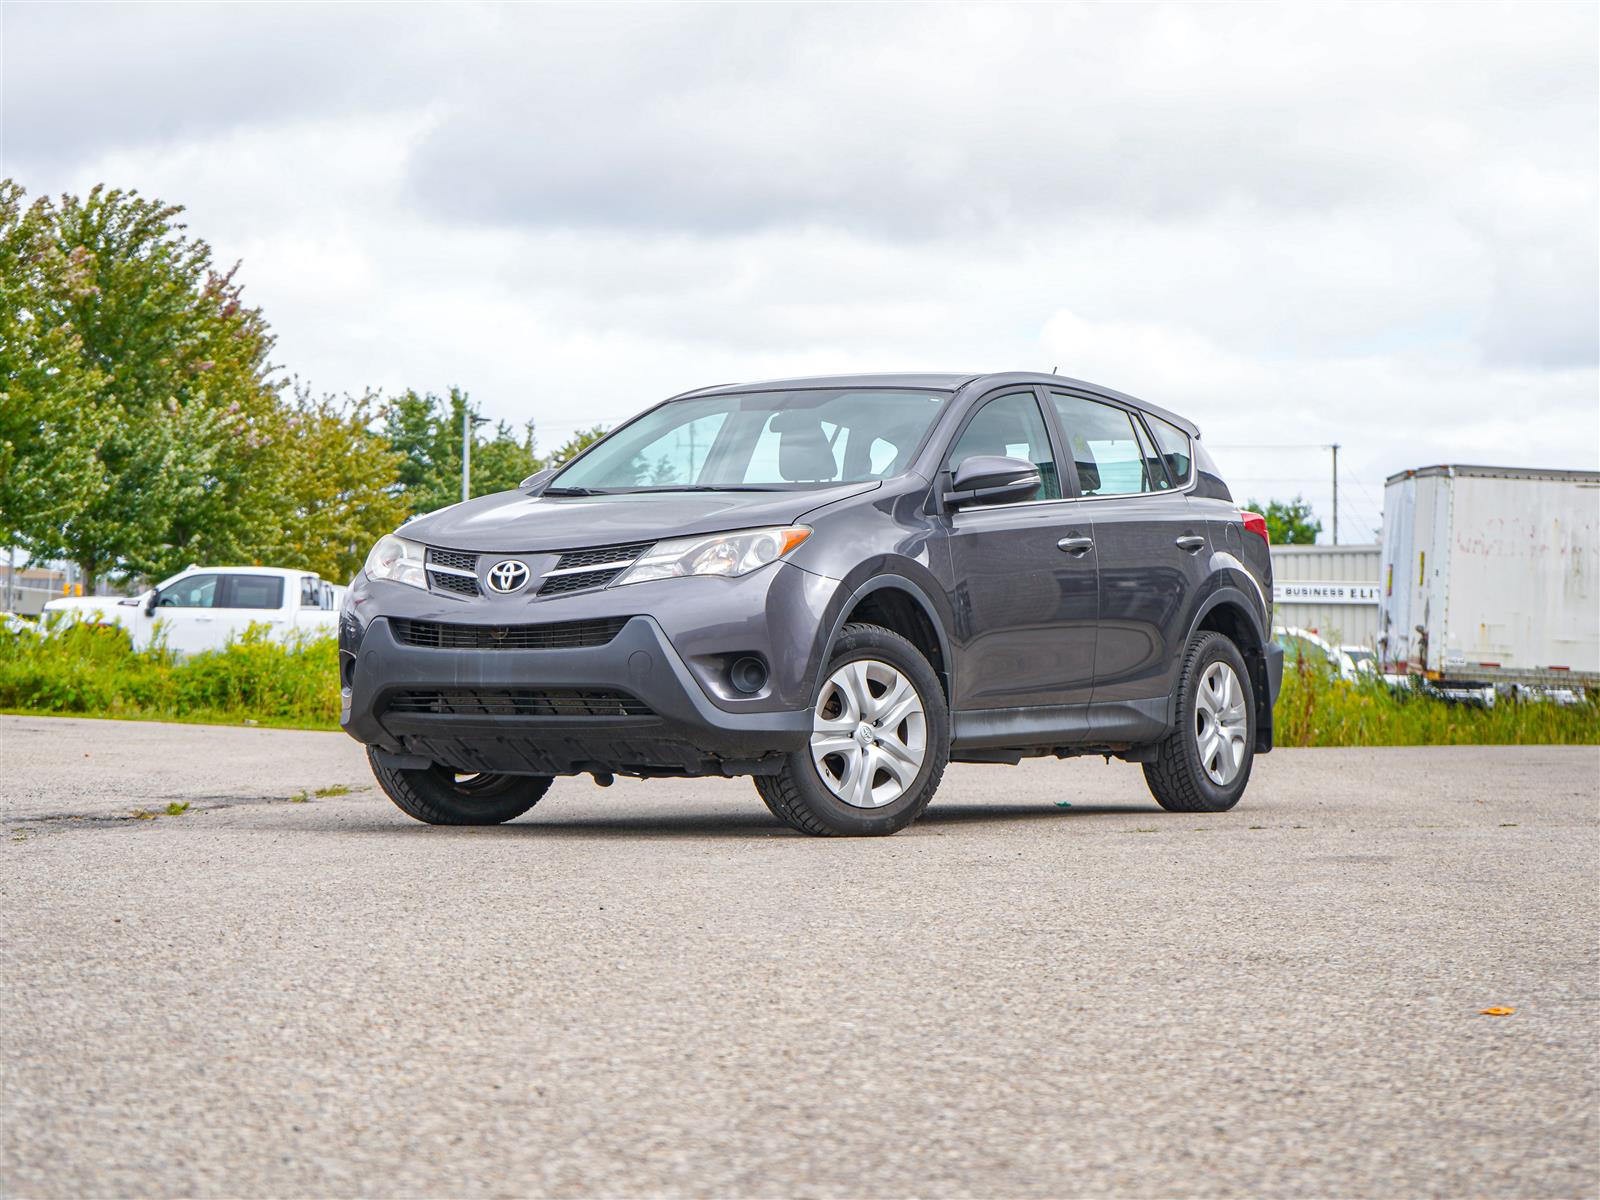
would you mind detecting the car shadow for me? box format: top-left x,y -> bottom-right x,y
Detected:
316,800 -> 1160,841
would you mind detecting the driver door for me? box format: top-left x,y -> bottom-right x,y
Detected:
936,389 -> 1098,711
150,572 -> 222,656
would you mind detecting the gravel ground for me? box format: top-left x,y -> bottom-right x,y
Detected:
2,715 -> 1596,1198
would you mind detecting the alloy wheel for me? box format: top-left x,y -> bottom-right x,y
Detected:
1194,660 -> 1248,785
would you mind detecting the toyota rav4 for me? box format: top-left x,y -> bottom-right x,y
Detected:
340,372 -> 1282,836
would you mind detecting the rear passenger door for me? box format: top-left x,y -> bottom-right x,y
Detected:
937,389 -> 1099,710
1046,391 -> 1209,708
211,574 -> 288,649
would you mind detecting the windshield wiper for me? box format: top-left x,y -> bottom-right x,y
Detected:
541,485 -> 610,496
635,484 -> 784,493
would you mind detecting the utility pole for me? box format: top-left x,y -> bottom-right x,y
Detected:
1330,443 -> 1340,545
462,408 -> 490,503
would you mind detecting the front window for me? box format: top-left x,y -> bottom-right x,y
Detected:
155,573 -> 220,609
944,392 -> 1061,501
549,388 -> 950,492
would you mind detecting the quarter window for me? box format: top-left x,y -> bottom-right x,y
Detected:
945,393 -> 1061,501
1144,413 -> 1194,486
1049,394 -> 1160,497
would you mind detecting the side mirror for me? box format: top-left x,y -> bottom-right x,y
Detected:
944,455 -> 1042,507
521,467 -> 556,491
143,592 -> 159,615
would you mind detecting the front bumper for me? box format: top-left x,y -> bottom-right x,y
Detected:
341,615 -> 811,777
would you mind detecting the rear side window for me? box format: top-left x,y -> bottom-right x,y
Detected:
945,393 -> 1062,501
1048,394 -> 1158,496
1145,414 -> 1194,486
220,575 -> 284,610
299,576 -> 320,608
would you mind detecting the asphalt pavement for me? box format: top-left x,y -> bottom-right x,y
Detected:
2,714 -> 1596,1198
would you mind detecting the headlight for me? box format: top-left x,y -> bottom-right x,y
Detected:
613,526 -> 811,586
363,534 -> 427,589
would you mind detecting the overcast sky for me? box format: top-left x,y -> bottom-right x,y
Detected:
4,1 -> 1596,538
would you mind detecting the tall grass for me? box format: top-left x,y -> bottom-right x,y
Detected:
0,622 -> 340,729
1,620 -> 1595,745
1274,656 -> 1599,747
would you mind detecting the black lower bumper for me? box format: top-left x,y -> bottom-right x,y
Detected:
341,616 -> 811,777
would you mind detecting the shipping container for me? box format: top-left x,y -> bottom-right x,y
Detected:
1378,465 -> 1600,686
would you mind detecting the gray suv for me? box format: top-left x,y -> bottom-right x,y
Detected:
340,372 -> 1283,836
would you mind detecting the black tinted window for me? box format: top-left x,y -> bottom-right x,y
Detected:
1145,414 -> 1193,486
221,575 -> 284,610
946,393 -> 1061,501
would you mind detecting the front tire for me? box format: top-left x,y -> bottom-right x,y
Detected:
1143,631 -> 1255,813
755,623 -> 949,836
367,748 -> 552,825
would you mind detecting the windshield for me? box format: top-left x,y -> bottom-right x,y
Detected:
549,388 -> 950,492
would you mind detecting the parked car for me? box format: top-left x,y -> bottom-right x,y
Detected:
1,611 -> 37,637
1273,625 -> 1361,682
341,372 -> 1284,836
43,566 -> 340,655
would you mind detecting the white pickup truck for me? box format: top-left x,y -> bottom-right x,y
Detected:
42,565 -> 342,656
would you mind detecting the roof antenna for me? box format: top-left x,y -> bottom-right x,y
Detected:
1050,364 -> 1058,374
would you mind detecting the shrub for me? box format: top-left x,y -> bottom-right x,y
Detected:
1273,656 -> 1599,747
0,621 -> 339,729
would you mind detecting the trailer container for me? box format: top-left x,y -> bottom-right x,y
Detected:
1378,465 -> 1600,686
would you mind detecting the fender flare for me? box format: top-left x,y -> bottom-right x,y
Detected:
810,567 -> 955,701
1183,580 -> 1269,650
1182,578 -> 1276,750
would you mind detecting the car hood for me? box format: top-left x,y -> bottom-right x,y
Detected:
399,482 -> 881,552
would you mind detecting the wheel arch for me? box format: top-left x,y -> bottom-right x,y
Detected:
813,570 -> 954,703
1185,586 -> 1274,752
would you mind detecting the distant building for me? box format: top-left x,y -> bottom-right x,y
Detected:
1269,543 -> 1381,647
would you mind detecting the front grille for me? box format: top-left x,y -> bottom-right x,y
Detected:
384,688 -> 653,717
391,616 -> 631,650
537,540 -> 654,596
429,548 -> 477,572
553,541 -> 654,571
426,548 -> 480,597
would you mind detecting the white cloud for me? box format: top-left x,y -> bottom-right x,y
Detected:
3,0 -> 1594,540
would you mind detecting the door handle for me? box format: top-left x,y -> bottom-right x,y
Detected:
1175,534 -> 1207,553
1057,536 -> 1094,556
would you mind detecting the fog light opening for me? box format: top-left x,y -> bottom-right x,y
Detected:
729,656 -> 768,695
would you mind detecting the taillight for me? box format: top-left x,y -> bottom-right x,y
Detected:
1241,511 -> 1270,543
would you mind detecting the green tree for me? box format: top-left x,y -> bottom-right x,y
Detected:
382,387 -> 541,517
19,186 -> 284,588
548,424 -> 609,467
0,182 -> 106,561
1248,495 -> 1322,544
276,384 -> 410,582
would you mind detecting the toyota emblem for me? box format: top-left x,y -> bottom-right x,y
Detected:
485,559 -> 530,594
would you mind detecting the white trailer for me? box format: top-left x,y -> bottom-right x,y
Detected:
1378,465 -> 1600,687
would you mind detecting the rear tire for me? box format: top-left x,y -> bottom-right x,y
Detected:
755,623 -> 949,837
367,748 -> 552,825
1143,631 -> 1255,813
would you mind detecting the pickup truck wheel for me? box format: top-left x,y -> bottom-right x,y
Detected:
367,748 -> 552,825
754,623 -> 949,836
1143,630 -> 1255,813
